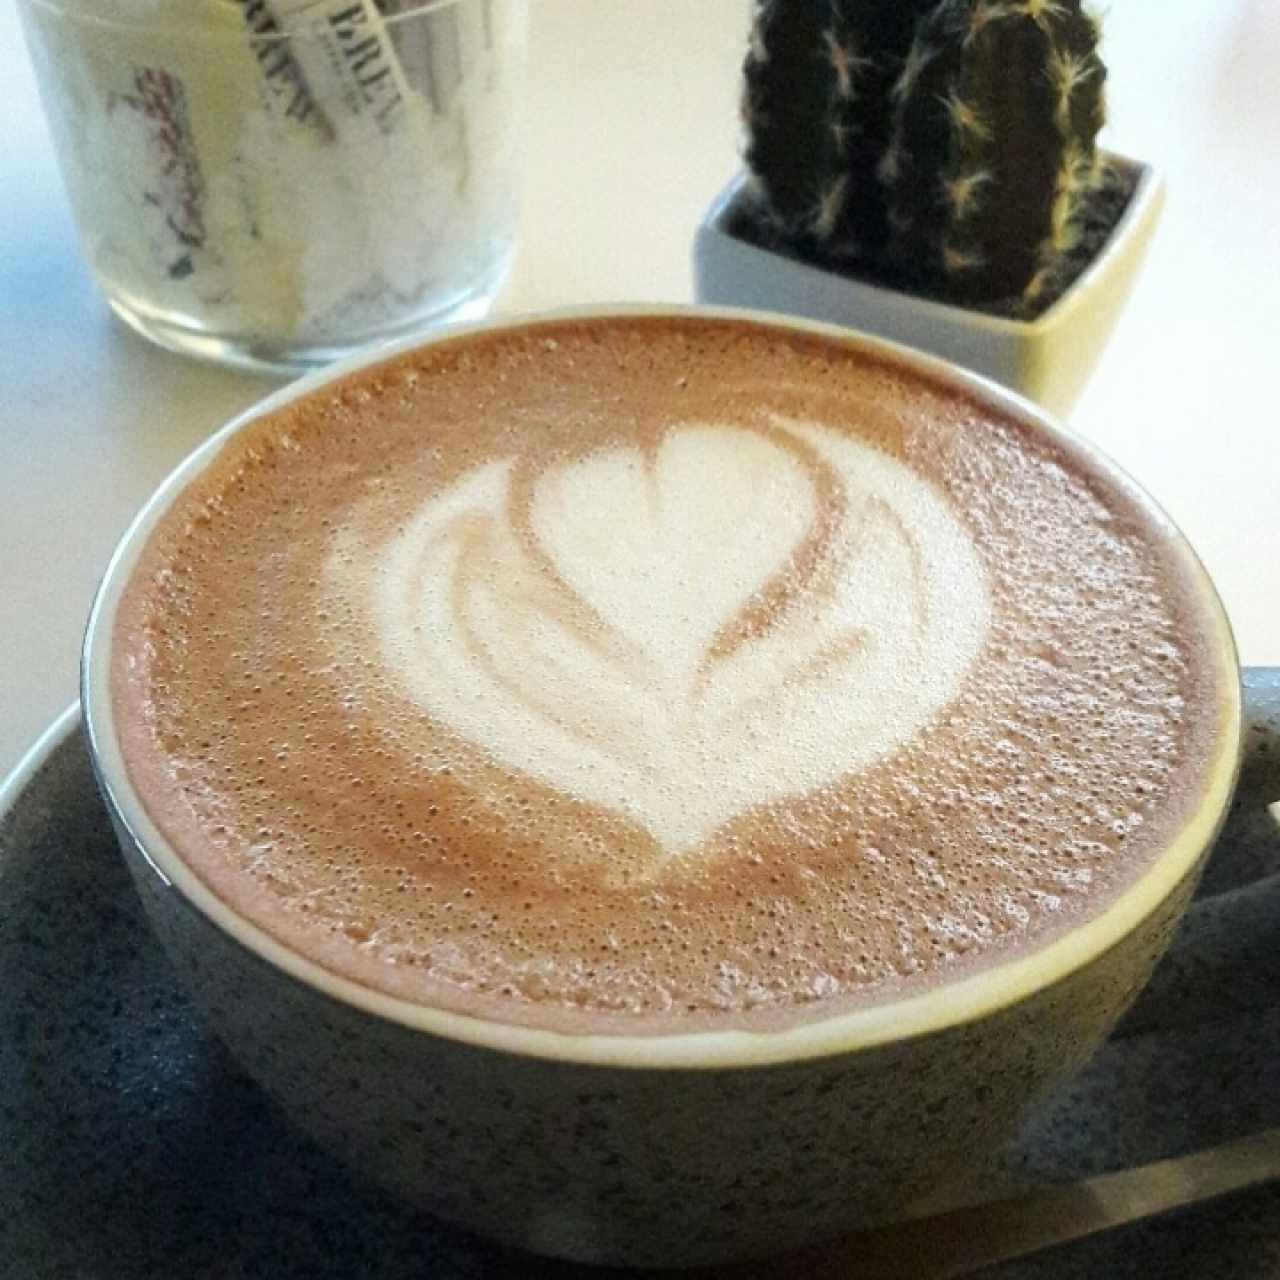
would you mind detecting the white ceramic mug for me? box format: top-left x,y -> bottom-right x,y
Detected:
81,307 -> 1275,1268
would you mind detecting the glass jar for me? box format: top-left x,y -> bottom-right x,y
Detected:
18,0 -> 528,372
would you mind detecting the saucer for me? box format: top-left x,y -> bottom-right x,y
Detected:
3,708 -> 1279,1278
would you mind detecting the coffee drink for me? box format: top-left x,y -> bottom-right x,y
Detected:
112,314 -> 1233,1035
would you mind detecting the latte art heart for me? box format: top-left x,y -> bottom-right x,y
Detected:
328,416 -> 992,858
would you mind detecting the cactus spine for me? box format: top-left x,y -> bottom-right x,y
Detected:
742,0 -> 1108,309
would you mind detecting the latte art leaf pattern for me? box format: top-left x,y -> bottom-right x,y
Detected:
328,416 -> 992,859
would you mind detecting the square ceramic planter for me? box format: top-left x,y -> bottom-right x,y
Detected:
693,153 -> 1164,415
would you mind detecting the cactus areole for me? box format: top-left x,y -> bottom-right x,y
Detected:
741,0 -> 1123,315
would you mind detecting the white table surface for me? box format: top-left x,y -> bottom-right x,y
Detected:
2,0 -> 1277,781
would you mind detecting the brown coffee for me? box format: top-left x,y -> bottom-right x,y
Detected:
112,315 -> 1233,1034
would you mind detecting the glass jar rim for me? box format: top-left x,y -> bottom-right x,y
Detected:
20,0 -> 472,38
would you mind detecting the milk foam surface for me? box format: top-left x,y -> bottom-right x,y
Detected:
112,316 -> 1230,1033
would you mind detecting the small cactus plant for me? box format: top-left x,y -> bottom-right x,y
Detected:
741,0 -> 1110,312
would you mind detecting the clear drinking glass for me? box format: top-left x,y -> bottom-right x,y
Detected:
18,0 -> 527,373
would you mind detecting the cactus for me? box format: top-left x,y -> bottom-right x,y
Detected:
741,0 -> 1108,310
741,0 -> 938,260
882,0 -> 1107,304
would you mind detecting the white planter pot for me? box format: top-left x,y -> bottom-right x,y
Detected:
693,154 -> 1164,415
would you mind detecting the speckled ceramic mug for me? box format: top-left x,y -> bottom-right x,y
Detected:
81,308 -> 1270,1269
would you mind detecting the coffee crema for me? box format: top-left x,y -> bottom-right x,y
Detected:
112,316 -> 1232,1034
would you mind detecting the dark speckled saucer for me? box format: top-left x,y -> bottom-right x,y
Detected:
3,697 -> 1280,1279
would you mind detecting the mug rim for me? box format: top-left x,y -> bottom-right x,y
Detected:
80,302 -> 1244,1070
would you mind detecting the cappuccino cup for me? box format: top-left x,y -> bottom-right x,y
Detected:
81,307 -> 1277,1267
